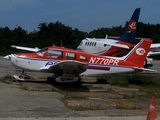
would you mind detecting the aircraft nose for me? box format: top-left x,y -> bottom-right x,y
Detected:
4,54 -> 11,60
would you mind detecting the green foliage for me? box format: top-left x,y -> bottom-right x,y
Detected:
0,21 -> 160,55
69,104 -> 101,111
62,92 -> 87,100
0,75 -> 13,84
106,75 -> 129,87
105,74 -> 160,88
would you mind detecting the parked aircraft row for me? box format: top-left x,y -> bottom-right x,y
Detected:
4,39 -> 156,83
4,8 -> 159,83
76,8 -> 160,68
77,8 -> 141,57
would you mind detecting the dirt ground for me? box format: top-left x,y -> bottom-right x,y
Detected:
0,57 -> 160,118
2,77 -> 159,117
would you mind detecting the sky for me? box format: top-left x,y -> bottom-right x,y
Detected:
0,0 -> 160,33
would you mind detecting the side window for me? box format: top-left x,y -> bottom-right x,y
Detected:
47,50 -> 63,58
66,52 -> 76,60
80,55 -> 87,60
94,42 -> 97,46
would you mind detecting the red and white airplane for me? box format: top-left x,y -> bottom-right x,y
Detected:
77,8 -> 141,57
4,39 -> 156,83
76,8 -> 160,58
76,8 -> 160,68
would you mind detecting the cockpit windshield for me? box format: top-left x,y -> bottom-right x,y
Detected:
36,47 -> 48,56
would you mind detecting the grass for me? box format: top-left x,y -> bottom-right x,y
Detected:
62,92 -> 87,100
1,73 -> 160,112
0,75 -> 13,84
61,92 -> 101,111
69,104 -> 101,111
101,74 -> 160,99
123,91 -> 138,99
100,75 -> 129,87
63,74 -> 160,111
116,101 -> 142,109
103,74 -> 160,88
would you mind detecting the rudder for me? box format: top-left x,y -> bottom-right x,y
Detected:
123,39 -> 152,67
116,8 -> 141,44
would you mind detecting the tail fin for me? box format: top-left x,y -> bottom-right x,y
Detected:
123,39 -> 152,67
115,8 -> 141,44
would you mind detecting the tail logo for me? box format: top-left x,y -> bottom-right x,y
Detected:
136,48 -> 145,55
128,20 -> 137,32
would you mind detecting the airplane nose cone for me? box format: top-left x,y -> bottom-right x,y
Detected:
4,55 -> 11,60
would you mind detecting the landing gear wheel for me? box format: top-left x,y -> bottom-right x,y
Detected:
47,77 -> 56,84
74,76 -> 81,84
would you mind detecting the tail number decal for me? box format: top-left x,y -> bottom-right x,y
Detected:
89,57 -> 119,66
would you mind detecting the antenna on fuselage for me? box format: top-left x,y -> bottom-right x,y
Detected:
105,34 -> 108,39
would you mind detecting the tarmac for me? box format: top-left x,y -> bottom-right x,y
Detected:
0,57 -> 159,120
0,116 -> 150,120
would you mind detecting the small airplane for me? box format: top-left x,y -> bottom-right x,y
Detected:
4,38 -> 156,83
77,37 -> 160,58
148,43 -> 160,57
77,8 -> 141,57
76,8 -> 160,68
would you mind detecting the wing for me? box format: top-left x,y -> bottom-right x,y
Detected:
86,38 -> 129,49
150,43 -> 160,48
147,51 -> 160,57
148,43 -> 160,57
11,45 -> 40,52
40,60 -> 88,75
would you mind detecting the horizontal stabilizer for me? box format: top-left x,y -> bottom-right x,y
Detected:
133,67 -> 157,72
11,45 -> 40,52
147,51 -> 160,57
150,43 -> 160,48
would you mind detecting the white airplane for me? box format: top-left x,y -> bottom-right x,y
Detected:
76,8 -> 160,68
76,8 -> 160,58
77,8 -> 141,57
148,43 -> 160,57
4,39 -> 156,83
77,37 -> 160,58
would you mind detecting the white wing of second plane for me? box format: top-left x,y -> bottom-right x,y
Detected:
147,51 -> 160,57
147,43 -> 160,57
150,43 -> 160,48
11,45 -> 40,52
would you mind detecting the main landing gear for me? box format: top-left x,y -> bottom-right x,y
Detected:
13,70 -> 34,81
47,74 -> 81,84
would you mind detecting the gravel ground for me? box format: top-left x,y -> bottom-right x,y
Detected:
0,57 -> 160,119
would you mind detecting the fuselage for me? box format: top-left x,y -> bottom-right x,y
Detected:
77,38 -> 134,57
7,46 -> 142,76
77,38 -> 160,58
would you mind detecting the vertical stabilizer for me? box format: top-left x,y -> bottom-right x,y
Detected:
123,39 -> 152,67
115,8 -> 141,44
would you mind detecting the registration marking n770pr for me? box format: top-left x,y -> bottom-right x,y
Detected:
89,57 -> 119,66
